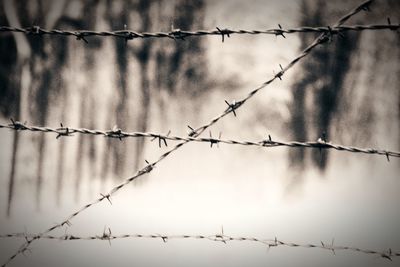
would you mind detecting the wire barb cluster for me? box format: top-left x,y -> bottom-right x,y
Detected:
1,121 -> 399,158
1,231 -> 398,260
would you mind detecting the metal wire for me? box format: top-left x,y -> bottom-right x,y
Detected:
0,231 -> 398,261
0,23 -> 398,42
1,122 -> 398,158
1,1 -> 380,266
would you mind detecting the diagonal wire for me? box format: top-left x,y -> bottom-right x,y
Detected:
1,232 -> 399,260
1,122 -> 399,158
1,1 -> 376,266
0,24 -> 398,41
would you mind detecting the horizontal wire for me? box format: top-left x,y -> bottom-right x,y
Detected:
1,1 -> 377,266
0,24 -> 398,42
0,232 -> 398,260
0,122 -> 398,158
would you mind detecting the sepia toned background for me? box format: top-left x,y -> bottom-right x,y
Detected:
0,0 -> 399,266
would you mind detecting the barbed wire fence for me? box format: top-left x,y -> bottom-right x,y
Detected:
1,0 -> 399,265
1,122 -> 399,158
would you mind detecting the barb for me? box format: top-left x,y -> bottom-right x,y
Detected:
1,232 -> 398,260
1,1 -> 377,266
0,23 -> 398,42
1,122 -> 398,157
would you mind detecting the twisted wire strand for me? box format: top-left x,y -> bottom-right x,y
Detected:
1,123 -> 398,158
1,1 -> 376,266
0,24 -> 398,41
0,232 -> 398,260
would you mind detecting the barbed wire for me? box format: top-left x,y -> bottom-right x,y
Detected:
0,23 -> 398,42
1,121 -> 398,158
1,1 -> 377,266
1,230 -> 398,260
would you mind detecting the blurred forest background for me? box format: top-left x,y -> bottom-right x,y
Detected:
0,1 -> 399,266
0,0 -> 399,212
1,0 -> 213,212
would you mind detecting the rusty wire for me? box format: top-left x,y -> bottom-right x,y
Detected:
1,122 -> 398,158
0,231 -> 398,261
0,23 -> 398,42
1,1 -> 380,266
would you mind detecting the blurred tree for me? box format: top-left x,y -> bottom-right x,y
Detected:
72,0 -> 102,201
1,0 -> 23,216
289,0 -> 359,171
289,0 -> 399,179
